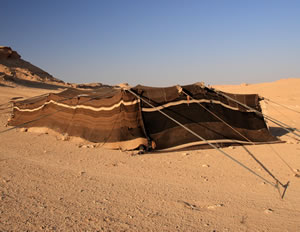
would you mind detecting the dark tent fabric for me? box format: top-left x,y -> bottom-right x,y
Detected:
9,87 -> 148,150
8,84 -> 279,150
132,84 -> 278,150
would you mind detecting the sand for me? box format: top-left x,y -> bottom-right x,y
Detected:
1,79 -> 300,231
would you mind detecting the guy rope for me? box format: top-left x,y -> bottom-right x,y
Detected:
126,88 -> 290,199
179,86 -> 300,178
211,88 -> 300,138
263,97 -> 300,115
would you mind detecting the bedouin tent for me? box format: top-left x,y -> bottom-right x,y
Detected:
8,83 -> 279,151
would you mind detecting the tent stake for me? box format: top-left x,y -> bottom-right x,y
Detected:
180,87 -> 295,187
127,88 -> 280,190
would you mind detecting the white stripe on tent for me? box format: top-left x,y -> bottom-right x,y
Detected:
141,99 -> 256,112
14,99 -> 140,112
15,98 -> 256,113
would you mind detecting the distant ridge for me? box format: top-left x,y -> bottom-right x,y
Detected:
0,46 -> 109,90
0,46 -> 66,89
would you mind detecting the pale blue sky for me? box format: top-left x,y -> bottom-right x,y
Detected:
1,0 -> 300,86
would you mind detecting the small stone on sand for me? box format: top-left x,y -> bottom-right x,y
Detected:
19,128 -> 27,132
264,208 -> 274,214
207,204 -> 224,209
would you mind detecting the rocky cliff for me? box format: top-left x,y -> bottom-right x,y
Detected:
0,46 -> 65,88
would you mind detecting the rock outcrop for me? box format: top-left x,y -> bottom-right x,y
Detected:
0,46 -> 21,59
0,46 -> 66,88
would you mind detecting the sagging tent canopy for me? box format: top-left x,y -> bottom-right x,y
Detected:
8,83 -> 279,150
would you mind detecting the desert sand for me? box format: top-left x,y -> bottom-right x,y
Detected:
1,79 -> 300,231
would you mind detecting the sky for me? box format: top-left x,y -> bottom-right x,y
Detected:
1,0 -> 300,86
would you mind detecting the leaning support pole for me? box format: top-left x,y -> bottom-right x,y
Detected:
127,88 -> 290,197
212,88 -> 300,137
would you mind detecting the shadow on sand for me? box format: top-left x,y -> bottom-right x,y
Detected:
1,77 -> 66,90
0,82 -> 14,88
269,126 -> 297,137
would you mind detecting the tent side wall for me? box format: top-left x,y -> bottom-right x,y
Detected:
133,84 -> 279,150
9,88 -> 148,150
8,84 -> 280,151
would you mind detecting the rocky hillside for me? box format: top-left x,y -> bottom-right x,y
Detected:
0,46 -> 66,88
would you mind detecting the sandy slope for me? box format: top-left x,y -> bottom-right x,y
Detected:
1,79 -> 300,231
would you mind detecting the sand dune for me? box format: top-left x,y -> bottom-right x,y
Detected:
1,78 -> 300,231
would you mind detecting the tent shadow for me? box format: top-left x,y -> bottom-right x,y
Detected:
269,126 -> 297,137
